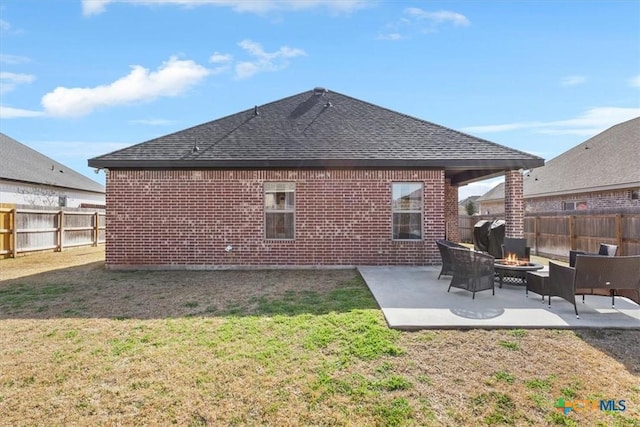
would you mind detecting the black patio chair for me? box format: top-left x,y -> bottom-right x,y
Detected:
435,239 -> 468,279
447,247 -> 495,299
547,262 -> 580,319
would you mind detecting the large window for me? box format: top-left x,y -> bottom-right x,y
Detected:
264,182 -> 295,239
392,182 -> 423,240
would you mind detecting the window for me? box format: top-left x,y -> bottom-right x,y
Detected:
562,201 -> 587,211
264,182 -> 295,239
392,182 -> 423,240
58,196 -> 67,207
632,189 -> 640,200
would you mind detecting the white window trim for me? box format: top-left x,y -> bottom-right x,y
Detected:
264,182 -> 296,240
391,182 -> 424,241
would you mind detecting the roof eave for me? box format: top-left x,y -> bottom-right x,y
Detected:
88,158 -> 544,170
0,177 -> 105,194
526,181 -> 640,199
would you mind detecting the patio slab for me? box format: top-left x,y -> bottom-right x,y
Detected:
357,266 -> 640,330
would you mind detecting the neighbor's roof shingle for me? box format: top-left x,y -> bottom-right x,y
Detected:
1,133 -> 105,194
89,89 -> 543,183
476,116 -> 640,201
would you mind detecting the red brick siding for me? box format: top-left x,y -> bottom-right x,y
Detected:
504,170 -> 524,238
526,189 -> 640,212
105,169 -> 446,268
444,179 -> 459,242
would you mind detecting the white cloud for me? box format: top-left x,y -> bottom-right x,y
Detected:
462,107 -> 640,136
234,40 -> 306,79
377,32 -> 403,41
209,52 -> 232,63
379,7 -> 470,40
0,105 -> 45,118
0,19 -> 11,31
560,75 -> 587,87
0,54 -> 31,64
0,72 -> 36,94
405,8 -> 470,27
630,75 -> 640,88
82,0 -> 368,16
41,56 -> 210,117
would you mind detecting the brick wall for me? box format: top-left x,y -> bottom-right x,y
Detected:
504,170 -> 524,238
526,189 -> 640,212
444,179 -> 459,242
105,169 -> 446,268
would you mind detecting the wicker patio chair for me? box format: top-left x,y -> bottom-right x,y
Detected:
447,247 -> 495,299
547,262 -> 579,318
435,239 -> 469,279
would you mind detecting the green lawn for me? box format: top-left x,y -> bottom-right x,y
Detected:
0,249 -> 638,426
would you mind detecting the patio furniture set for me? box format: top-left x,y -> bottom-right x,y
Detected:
436,239 -> 640,318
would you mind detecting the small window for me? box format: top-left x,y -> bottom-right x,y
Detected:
58,196 -> 67,207
632,189 -> 640,200
562,201 -> 586,211
265,182 -> 295,239
392,182 -> 423,240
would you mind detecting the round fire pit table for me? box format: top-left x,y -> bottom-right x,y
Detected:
494,260 -> 544,288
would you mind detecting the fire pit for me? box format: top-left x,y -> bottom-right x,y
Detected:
494,256 -> 544,288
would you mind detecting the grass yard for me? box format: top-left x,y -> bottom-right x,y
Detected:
0,247 -> 639,426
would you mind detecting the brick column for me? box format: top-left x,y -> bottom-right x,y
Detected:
504,170 -> 524,238
444,179 -> 460,242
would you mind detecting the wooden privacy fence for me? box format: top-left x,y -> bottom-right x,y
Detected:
0,206 -> 105,258
460,212 -> 640,259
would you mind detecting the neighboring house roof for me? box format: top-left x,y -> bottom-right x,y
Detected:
476,116 -> 640,201
476,182 -> 505,202
1,132 -> 105,194
89,88 -> 543,186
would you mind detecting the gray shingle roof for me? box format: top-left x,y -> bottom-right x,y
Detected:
476,116 -> 640,201
525,116 -> 640,197
89,89 -> 543,185
1,133 -> 105,194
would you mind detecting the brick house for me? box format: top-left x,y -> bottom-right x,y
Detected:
89,88 -> 543,269
1,132 -> 105,208
476,117 -> 640,215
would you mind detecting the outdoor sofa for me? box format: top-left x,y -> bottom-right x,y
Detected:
547,254 -> 640,318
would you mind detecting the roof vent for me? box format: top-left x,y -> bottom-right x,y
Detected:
192,138 -> 200,153
313,87 -> 328,96
254,105 -> 259,116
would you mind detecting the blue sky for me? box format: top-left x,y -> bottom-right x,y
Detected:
1,0 -> 639,200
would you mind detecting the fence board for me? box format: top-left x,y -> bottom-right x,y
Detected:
0,207 -> 105,257
460,212 -> 640,260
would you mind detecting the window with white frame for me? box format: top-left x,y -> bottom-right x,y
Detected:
392,182 -> 423,240
264,182 -> 295,239
562,201 -> 587,211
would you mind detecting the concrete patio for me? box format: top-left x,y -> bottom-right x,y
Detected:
358,266 -> 640,330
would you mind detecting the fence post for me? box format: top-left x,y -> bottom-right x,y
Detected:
57,210 -> 64,252
93,211 -> 99,246
533,216 -> 539,256
569,215 -> 575,250
616,214 -> 623,255
11,208 -> 17,258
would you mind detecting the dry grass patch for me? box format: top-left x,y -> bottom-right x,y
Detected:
1,247 -> 639,426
